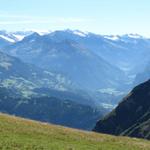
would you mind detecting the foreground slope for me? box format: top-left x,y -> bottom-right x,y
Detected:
0,113 -> 150,150
93,80 -> 150,139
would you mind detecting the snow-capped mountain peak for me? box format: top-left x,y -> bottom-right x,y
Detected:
0,30 -> 33,43
0,35 -> 15,42
73,30 -> 88,37
126,33 -> 144,39
104,35 -> 120,41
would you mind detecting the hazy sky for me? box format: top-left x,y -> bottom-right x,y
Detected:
0,0 -> 150,36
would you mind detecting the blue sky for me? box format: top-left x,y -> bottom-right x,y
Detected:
0,0 -> 150,36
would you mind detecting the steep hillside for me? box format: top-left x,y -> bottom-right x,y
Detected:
0,113 -> 150,150
93,80 -> 150,139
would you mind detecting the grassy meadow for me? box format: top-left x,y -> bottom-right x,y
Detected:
0,113 -> 150,150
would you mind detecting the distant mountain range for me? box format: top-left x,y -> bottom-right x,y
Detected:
1,29 -> 150,132
0,30 -> 34,42
1,30 -> 150,88
1,29 -> 150,101
0,31 -> 109,130
3,32 -> 127,91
